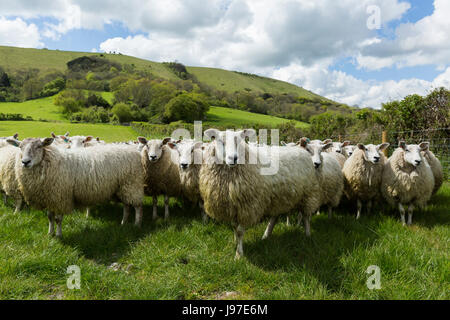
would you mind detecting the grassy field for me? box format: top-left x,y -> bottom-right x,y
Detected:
0,45 -> 326,98
0,121 -> 138,142
206,106 -> 309,129
0,182 -> 448,300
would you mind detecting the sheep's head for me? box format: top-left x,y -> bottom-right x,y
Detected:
329,140 -> 350,154
399,141 -> 428,167
357,143 -> 389,164
138,137 -> 171,162
168,140 -> 203,170
70,136 -> 93,149
342,144 -> 356,158
299,137 -> 332,169
204,128 -> 256,167
8,138 -> 53,168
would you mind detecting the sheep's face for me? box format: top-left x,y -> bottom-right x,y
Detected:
204,129 -> 256,167
343,145 -> 356,158
400,141 -> 428,167
168,140 -> 203,170
138,137 -> 171,162
330,141 -> 350,154
299,138 -> 332,169
12,138 -> 54,168
69,136 -> 93,149
357,143 -> 389,164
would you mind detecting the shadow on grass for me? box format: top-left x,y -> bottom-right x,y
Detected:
245,213 -> 383,292
60,198 -> 202,265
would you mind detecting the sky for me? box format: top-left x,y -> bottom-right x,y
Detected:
0,0 -> 449,109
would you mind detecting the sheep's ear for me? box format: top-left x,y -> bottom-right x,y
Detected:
138,137 -> 147,145
323,139 -> 332,144
51,132 -> 56,138
84,136 -> 93,142
167,142 -> 177,149
204,129 -> 221,141
193,141 -> 203,150
378,143 -> 390,151
299,137 -> 308,148
176,139 -> 182,144
41,138 -> 54,147
281,141 -> 286,146
357,143 -> 365,150
162,137 -> 172,145
342,141 -> 351,147
399,141 -> 406,150
419,142 -> 429,151
65,132 -> 70,137
6,139 -> 20,147
13,133 -> 19,139
96,137 -> 100,142
323,142 -> 333,151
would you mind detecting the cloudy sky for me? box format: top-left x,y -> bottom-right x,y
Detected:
1,0 -> 449,108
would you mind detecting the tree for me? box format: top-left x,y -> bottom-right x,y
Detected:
112,103 -> 133,123
163,92 -> 209,123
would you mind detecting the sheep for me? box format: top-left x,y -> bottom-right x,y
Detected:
167,139 -> 209,223
51,132 -> 70,148
0,140 -> 23,213
138,137 -> 182,220
298,137 -> 344,219
420,145 -> 443,195
342,142 -> 389,219
199,129 -> 321,259
0,133 -> 19,148
8,138 -> 144,238
381,141 -> 434,226
342,144 -> 356,158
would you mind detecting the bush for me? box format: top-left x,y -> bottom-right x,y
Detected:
163,92 -> 209,123
112,103 -> 133,123
40,77 -> 65,97
87,93 -> 111,108
70,106 -> 110,123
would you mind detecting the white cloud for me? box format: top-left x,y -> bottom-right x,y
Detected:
0,17 -> 43,48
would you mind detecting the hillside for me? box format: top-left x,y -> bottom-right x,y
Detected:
0,45 -> 326,99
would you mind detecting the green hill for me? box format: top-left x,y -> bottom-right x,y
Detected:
0,45 -> 326,99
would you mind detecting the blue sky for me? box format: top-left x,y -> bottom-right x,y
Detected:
0,0 -> 448,108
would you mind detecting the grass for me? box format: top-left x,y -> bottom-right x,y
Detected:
0,121 -> 138,142
0,183 -> 448,300
206,106 -> 310,129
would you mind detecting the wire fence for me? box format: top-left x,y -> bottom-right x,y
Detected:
331,128 -> 450,181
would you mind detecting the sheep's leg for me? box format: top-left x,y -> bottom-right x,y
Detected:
297,211 -> 303,226
303,213 -> 311,237
262,216 -> 278,239
234,224 -> 245,260
407,204 -> 414,226
356,199 -> 362,219
55,214 -> 64,238
47,211 -> 55,236
286,216 -> 290,226
367,200 -> 372,215
164,195 -> 169,220
399,203 -> 406,226
121,205 -> 130,225
13,198 -> 23,214
152,195 -> 158,220
134,205 -> 143,227
199,201 -> 208,223
328,206 -> 332,219
85,207 -> 90,218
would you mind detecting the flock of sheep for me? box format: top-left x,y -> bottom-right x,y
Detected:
0,129 -> 443,259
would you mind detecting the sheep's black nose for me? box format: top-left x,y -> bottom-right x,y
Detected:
233,155 -> 238,164
150,155 -> 157,161
415,160 -> 421,165
336,150 -> 341,153
314,162 -> 320,168
374,156 -> 380,162
22,160 -> 31,167
180,163 -> 188,169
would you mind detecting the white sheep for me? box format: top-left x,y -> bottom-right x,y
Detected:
138,137 -> 182,220
381,141 -> 434,225
298,137 -> 344,219
420,145 -> 443,195
321,139 -> 348,168
8,138 -> 144,237
342,144 -> 356,158
342,142 -> 389,219
0,140 -> 23,213
167,139 -> 209,223
199,129 -> 321,259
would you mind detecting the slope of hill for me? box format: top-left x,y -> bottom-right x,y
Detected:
0,45 -> 326,99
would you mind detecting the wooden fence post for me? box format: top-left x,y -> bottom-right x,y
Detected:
338,135 -> 342,143
382,130 -> 388,157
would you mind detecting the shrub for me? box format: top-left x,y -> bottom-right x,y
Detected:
163,92 -> 209,123
112,103 -> 133,123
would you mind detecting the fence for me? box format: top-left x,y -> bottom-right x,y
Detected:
331,128 -> 450,181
